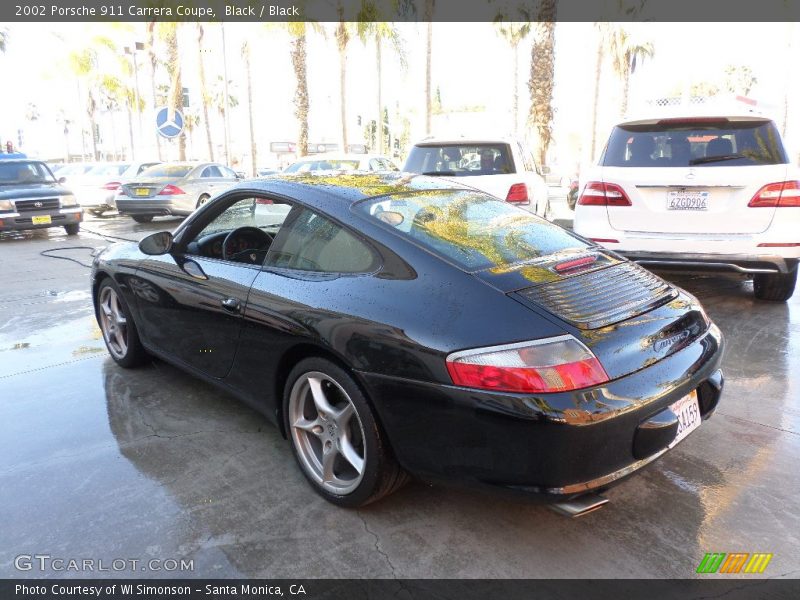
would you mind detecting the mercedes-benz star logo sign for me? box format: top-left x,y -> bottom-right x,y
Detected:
155,107 -> 185,139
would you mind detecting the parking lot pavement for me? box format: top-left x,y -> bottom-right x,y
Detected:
1,212 -> 798,579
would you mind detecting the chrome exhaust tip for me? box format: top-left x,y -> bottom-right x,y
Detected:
549,493 -> 609,518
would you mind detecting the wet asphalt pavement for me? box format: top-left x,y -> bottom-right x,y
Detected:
1,192 -> 798,579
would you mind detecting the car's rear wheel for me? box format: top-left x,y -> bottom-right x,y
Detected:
284,357 -> 408,507
753,268 -> 797,301
196,194 -> 210,208
96,279 -> 148,368
64,223 -> 80,235
132,215 -> 153,223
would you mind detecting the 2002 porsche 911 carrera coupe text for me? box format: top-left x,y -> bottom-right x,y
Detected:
91,173 -> 724,512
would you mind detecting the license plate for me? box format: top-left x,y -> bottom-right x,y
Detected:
668,389 -> 701,448
32,215 -> 51,225
134,188 -> 149,197
667,191 -> 709,211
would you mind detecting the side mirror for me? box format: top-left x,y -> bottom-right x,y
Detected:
58,176 -> 67,184
138,231 -> 173,256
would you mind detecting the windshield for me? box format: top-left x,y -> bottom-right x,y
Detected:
139,164 -> 193,178
284,159 -> 361,173
86,164 -> 130,177
602,119 -> 787,167
0,161 -> 56,185
404,144 -> 515,176
358,190 -> 588,271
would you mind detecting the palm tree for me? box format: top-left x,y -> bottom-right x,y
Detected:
424,0 -> 435,136
161,23 -> 186,161
333,2 -> 357,152
357,5 -> 406,155
608,26 -> 654,116
527,1 -> 557,167
242,40 -> 257,177
68,36 -> 117,160
146,22 -> 163,160
196,24 -> 214,161
494,10 -> 531,136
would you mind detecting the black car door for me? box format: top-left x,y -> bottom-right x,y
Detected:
131,197 -> 277,378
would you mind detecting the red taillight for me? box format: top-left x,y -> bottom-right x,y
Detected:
102,181 -> 121,191
577,181 -> 632,207
506,183 -> 529,204
255,198 -> 274,205
589,238 -> 619,244
657,117 -> 729,126
757,242 -> 800,247
158,184 -> 185,196
748,181 -> 800,208
446,336 -> 609,394
554,255 -> 597,273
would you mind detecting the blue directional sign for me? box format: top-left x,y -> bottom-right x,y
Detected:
155,107 -> 184,139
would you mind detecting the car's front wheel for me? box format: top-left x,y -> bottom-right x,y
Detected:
196,194 -> 210,208
284,357 -> 408,507
95,279 -> 148,368
753,268 -> 797,301
64,223 -> 80,235
132,215 -> 153,223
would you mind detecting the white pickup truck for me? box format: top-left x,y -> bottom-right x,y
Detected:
403,136 -> 552,219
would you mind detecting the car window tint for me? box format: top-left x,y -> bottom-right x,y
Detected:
140,164 -> 192,178
404,144 -> 513,176
201,166 -> 223,178
137,163 -> 160,174
603,119 -> 788,167
359,190 -> 589,271
266,209 -> 376,273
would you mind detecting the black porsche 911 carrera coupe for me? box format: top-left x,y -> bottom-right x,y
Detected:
91,173 -> 724,513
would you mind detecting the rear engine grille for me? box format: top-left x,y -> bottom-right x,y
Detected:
519,262 -> 677,329
15,198 -> 60,211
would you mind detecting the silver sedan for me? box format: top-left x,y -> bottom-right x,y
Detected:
114,162 -> 239,223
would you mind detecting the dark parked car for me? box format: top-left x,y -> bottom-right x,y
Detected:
91,173 -> 724,512
0,158 -> 83,235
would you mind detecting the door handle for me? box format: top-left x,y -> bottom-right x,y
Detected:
221,297 -> 241,313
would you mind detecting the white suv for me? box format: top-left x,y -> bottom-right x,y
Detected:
403,137 -> 551,218
574,111 -> 799,301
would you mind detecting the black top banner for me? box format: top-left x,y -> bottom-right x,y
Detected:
5,0 -> 800,23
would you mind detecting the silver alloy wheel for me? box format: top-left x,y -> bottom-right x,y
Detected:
289,371 -> 367,495
98,286 -> 129,360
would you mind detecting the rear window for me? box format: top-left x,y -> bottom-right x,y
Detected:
87,164 -> 129,176
602,119 -> 788,167
140,164 -> 193,178
358,190 -> 588,271
404,144 -> 515,176
284,159 -> 361,173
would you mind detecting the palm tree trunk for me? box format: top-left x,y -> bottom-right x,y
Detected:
528,8 -> 556,168
147,22 -> 163,161
291,32 -> 309,157
590,31 -> 604,162
197,24 -> 214,161
127,103 -> 135,160
165,24 -> 186,161
621,68 -> 630,117
338,41 -> 348,151
376,36 -> 383,154
425,21 -> 432,135
243,41 -> 257,177
512,41 -> 519,135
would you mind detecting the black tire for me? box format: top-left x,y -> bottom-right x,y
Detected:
283,357 -> 409,507
64,223 -> 80,235
132,215 -> 153,223
753,269 -> 797,302
95,278 -> 149,368
196,194 -> 210,208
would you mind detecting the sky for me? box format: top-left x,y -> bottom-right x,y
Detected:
0,21 -> 797,168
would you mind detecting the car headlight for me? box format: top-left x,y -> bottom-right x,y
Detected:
60,194 -> 79,208
0,200 -> 13,211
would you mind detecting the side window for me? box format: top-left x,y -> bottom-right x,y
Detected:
201,166 -> 223,178
184,197 -> 293,262
266,209 -> 377,273
369,158 -> 381,171
221,166 -> 238,179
